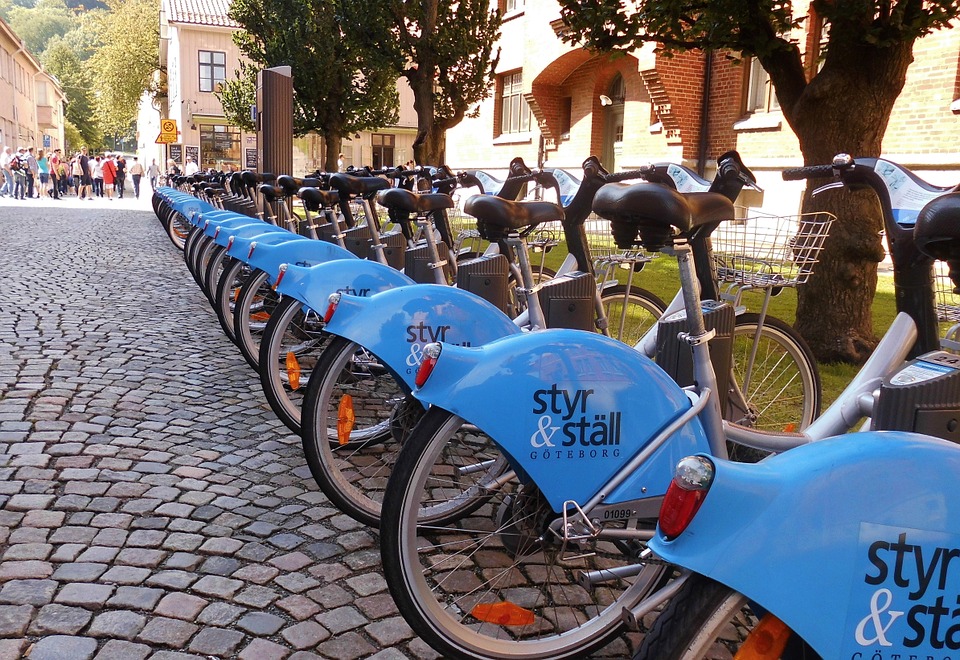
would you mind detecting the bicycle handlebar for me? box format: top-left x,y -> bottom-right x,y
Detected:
604,166 -> 653,183
782,164 -> 836,181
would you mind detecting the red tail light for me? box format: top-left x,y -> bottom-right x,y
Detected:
247,241 -> 258,259
415,343 -> 443,388
323,292 -> 342,323
659,455 -> 714,540
227,236 -> 235,250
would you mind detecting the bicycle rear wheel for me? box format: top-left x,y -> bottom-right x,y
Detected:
380,407 -> 669,660
259,297 -> 331,436
634,574 -> 819,660
300,337 -> 421,526
728,314 -> 821,435
233,270 -> 278,371
600,284 -> 665,346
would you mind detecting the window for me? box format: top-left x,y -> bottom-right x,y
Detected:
199,51 -> 226,93
745,58 -> 779,114
371,133 -> 395,170
199,124 -> 240,170
500,0 -> 524,12
498,71 -> 531,135
558,97 -> 572,138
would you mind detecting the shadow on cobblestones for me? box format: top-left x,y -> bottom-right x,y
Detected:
0,206 -> 636,659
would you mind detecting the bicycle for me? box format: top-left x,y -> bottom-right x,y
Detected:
373,153 -> 955,660
297,153 -> 815,528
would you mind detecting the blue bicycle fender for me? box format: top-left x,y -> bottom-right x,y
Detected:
325,285 -> 523,389
211,221 -> 280,247
169,196 -> 216,220
247,239 -> 356,281
649,431 -> 960,657
274,260 -> 414,309
413,330 -> 709,512
226,230 -> 298,262
201,213 -> 254,237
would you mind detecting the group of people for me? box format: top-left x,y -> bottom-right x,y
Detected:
0,145 -> 163,201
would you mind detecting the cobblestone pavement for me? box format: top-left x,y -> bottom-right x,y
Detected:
0,200 -> 639,659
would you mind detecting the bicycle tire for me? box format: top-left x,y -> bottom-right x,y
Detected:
167,211 -> 192,250
202,245 -> 228,305
380,407 -> 670,659
259,297 -> 331,436
728,314 -> 821,436
300,336 -> 420,526
600,284 -> 666,346
634,574 -> 819,660
232,269 -> 277,371
213,258 -> 247,343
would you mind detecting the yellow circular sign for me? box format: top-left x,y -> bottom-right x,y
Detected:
161,120 -> 176,134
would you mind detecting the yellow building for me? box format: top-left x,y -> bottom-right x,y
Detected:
0,17 -> 67,153
146,0 -> 418,175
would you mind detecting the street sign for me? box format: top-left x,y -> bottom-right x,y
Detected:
156,119 -> 178,144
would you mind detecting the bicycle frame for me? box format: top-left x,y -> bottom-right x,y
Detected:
646,431 -> 960,657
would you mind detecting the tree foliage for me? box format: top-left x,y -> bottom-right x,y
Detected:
215,62 -> 258,134
557,0 -> 960,362
228,0 -> 399,171
87,0 -> 160,136
359,0 -> 502,165
42,36 -> 103,148
6,0 -> 74,56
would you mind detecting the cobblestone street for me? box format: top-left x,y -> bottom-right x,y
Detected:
0,198 -> 640,659
0,199 -> 439,660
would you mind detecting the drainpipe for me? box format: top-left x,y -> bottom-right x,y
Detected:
696,50 -> 714,177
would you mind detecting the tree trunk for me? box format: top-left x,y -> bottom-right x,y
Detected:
785,39 -> 915,364
323,134 -> 342,173
410,71 -> 445,166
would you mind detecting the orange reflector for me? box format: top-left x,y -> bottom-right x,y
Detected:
471,601 -> 535,627
232,288 -> 241,302
337,395 -> 355,445
733,613 -> 791,660
251,312 -> 271,322
783,423 -> 797,433
286,352 -> 301,391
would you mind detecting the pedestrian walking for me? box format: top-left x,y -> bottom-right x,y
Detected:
77,147 -> 92,200
129,157 -> 144,198
92,156 -> 105,197
49,148 -> 62,200
37,149 -> 49,197
147,159 -> 160,190
12,148 -> 27,200
115,155 -> 126,198
25,147 -> 39,198
102,154 -> 117,200
0,146 -> 14,197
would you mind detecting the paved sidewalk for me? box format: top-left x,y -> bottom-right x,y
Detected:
0,201 -> 637,659
0,203 -> 438,660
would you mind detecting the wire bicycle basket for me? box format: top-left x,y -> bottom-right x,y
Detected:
711,211 -> 835,290
585,212 -> 656,275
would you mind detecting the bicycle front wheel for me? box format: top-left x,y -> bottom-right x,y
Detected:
600,284 -> 665,346
729,314 -> 821,433
380,407 -> 669,660
259,297 -> 331,436
634,574 -> 819,660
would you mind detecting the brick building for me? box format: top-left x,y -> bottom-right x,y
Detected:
445,0 -> 960,215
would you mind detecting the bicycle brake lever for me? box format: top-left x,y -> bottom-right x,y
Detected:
811,180 -> 844,196
744,178 -> 764,194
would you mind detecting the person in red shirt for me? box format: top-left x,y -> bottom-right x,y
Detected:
102,153 -> 117,200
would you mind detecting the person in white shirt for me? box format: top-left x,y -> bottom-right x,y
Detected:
0,147 -> 13,197
184,157 -> 199,176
